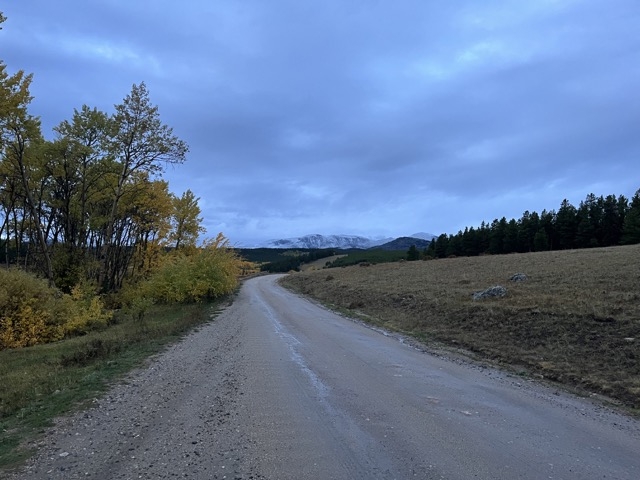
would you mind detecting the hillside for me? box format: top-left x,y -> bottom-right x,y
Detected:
374,236 -> 432,251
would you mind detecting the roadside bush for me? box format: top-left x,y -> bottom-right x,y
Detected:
142,234 -> 240,304
58,282 -> 112,335
0,269 -> 63,349
124,295 -> 155,322
0,269 -> 112,349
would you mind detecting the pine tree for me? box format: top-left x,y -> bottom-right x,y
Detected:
425,239 -> 436,258
533,228 -> 549,251
621,189 -> 640,245
489,218 -> 507,254
539,209 -> 556,250
601,194 -> 622,246
461,226 -> 479,256
477,221 -> 491,253
434,234 -> 448,258
555,199 -> 578,249
575,200 -> 595,248
503,219 -> 520,253
518,210 -> 539,252
407,245 -> 420,261
445,233 -> 462,257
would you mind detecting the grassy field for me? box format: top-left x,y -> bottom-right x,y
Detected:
329,249 -> 407,267
281,245 -> 640,412
300,254 -> 347,271
0,299 -> 228,471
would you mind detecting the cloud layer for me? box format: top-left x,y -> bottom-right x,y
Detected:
3,1 -> 639,245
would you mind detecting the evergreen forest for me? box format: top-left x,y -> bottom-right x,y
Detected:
425,190 -> 640,259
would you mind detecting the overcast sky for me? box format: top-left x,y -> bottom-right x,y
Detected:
2,1 -> 639,246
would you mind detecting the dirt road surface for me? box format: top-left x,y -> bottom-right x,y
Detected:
10,275 -> 640,479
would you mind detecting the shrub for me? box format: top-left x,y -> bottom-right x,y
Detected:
0,269 -> 63,349
0,270 -> 112,349
142,234 -> 240,304
124,295 -> 155,322
58,282 -> 113,335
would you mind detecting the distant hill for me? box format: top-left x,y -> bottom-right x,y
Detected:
374,236 -> 432,251
410,232 -> 437,241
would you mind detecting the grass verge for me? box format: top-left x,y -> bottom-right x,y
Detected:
0,298 -> 228,471
281,245 -> 640,414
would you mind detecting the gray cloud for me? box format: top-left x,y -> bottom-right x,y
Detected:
2,0 -> 639,245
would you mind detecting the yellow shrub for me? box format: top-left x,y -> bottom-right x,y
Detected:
0,269 -> 64,349
59,283 -> 112,336
0,270 -> 113,349
143,233 -> 240,304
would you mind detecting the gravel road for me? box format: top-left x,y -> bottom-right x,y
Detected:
10,274 -> 640,479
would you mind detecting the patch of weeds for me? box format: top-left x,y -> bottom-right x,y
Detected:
60,339 -> 122,367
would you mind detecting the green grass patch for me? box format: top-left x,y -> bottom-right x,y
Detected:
0,299 -> 227,471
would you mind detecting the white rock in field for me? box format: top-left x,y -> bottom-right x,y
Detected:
510,273 -> 528,282
472,286 -> 507,300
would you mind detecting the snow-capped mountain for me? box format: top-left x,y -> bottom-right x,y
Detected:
410,232 -> 438,241
264,234 -> 393,249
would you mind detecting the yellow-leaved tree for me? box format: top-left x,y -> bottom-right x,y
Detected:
169,189 -> 206,250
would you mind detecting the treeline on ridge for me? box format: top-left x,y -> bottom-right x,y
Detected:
258,189 -> 640,273
425,190 -> 640,259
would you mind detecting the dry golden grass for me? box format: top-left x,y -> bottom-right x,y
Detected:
300,255 -> 347,272
281,245 -> 640,411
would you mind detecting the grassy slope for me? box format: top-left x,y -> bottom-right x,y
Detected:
0,299 -> 228,471
329,249 -> 406,267
281,245 -> 640,412
300,255 -> 347,271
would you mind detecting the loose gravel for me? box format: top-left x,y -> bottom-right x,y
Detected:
8,305 -> 264,479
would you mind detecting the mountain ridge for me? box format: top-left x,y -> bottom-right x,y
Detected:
257,232 -> 436,249
374,236 -> 433,251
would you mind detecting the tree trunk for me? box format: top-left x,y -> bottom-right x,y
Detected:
14,135 -> 55,286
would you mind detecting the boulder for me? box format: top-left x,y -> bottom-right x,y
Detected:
510,273 -> 528,282
473,285 -> 507,301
